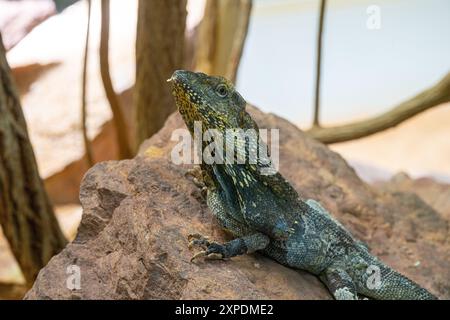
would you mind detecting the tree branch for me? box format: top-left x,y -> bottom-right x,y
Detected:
307,72 -> 450,144
313,0 -> 326,127
194,0 -> 253,83
100,0 -> 132,159
134,0 -> 187,149
81,0 -> 94,166
0,33 -> 67,285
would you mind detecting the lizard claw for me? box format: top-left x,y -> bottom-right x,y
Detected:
188,234 -> 227,262
203,242 -> 227,259
186,167 -> 207,201
188,233 -> 210,250
191,250 -> 208,262
185,167 -> 206,189
190,245 -> 226,262
190,250 -> 224,262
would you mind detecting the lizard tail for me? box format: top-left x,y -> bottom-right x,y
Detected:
357,259 -> 438,300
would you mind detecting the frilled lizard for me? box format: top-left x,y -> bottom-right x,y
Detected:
168,70 -> 437,300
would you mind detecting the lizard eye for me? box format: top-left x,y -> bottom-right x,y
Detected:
215,84 -> 228,98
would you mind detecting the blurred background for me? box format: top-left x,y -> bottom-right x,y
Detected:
0,0 -> 449,298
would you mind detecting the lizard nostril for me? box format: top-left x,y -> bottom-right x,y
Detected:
171,70 -> 186,80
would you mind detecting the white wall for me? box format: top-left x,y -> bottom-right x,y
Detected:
237,0 -> 450,127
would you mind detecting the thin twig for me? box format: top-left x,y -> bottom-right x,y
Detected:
81,0 -> 94,166
313,0 -> 326,128
100,0 -> 132,159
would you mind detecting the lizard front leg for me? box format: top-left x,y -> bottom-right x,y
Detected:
188,233 -> 270,261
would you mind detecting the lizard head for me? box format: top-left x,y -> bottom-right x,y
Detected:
168,70 -> 247,133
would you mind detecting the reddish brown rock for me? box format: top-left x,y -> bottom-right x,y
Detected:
374,172 -> 450,221
25,107 -> 450,299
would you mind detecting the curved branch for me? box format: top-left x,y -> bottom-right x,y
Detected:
100,0 -> 132,159
307,72 -> 450,144
81,0 -> 94,166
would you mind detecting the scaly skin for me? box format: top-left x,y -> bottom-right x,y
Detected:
168,70 -> 437,300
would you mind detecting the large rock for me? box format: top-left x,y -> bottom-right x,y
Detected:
25,107 -> 450,299
374,172 -> 450,221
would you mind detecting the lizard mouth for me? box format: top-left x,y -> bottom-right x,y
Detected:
169,70 -> 192,86
169,70 -> 205,108
168,70 -> 207,128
